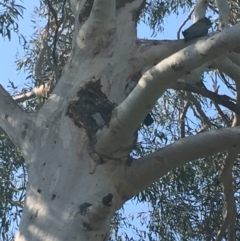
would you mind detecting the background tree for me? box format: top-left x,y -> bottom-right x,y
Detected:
1,0 -> 240,240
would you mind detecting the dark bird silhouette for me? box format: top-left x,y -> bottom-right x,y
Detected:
182,17 -> 212,42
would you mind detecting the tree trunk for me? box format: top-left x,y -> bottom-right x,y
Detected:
15,54 -> 130,240
16,128 -> 119,241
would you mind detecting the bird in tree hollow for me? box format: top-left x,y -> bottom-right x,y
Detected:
182,17 -> 212,42
124,71 -> 154,127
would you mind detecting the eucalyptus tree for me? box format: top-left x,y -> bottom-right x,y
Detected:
1,0 -> 240,240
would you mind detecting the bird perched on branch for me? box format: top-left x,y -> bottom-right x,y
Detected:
182,17 -> 212,42
124,71 -> 154,127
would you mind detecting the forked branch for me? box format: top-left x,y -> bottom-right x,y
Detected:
95,23 -> 240,159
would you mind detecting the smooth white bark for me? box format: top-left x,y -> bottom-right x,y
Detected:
193,0 -> 210,22
216,0 -> 229,30
123,126 -> 240,198
0,85 -> 31,147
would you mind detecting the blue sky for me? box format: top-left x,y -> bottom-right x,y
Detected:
0,1 -> 37,89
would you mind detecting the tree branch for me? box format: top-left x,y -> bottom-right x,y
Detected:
122,126 -> 240,199
216,152 -> 237,241
177,8 -> 194,39
228,52 -> 240,68
0,85 -> 28,146
117,0 -> 145,11
173,81 -> 239,115
76,0 -> 116,50
90,0 -> 115,30
95,23 -> 240,158
215,59 -> 240,240
216,0 -> 229,30
69,0 -> 88,18
80,0 -> 115,39
13,83 -> 51,103
214,57 -> 240,86
179,100 -> 190,138
193,0 -> 210,22
134,39 -> 186,71
69,0 -> 78,16
185,92 -> 212,126
211,79 -> 231,126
